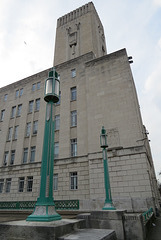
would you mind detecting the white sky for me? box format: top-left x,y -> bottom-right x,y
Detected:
0,0 -> 161,181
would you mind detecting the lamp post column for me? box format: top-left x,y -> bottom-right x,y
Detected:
100,126 -> 115,210
27,69 -> 61,221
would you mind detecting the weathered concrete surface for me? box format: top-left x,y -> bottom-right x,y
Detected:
58,229 -> 117,240
0,219 -> 85,240
123,213 -> 145,240
77,210 -> 125,240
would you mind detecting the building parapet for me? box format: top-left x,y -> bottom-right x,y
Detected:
57,2 -> 100,27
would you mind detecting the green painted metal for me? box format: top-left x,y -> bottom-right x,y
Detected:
0,201 -> 36,209
142,207 -> 153,224
0,200 -> 79,210
27,69 -> 61,222
36,101 -> 55,206
55,199 -> 79,210
100,126 -> 115,210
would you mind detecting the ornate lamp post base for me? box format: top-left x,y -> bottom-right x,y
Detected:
102,202 -> 116,210
26,204 -> 62,222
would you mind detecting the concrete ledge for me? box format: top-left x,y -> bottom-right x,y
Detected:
0,219 -> 85,240
58,229 -> 117,240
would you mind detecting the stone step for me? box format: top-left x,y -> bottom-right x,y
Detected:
58,228 -> 117,240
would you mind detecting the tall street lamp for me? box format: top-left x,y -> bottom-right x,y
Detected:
27,68 -> 61,221
100,126 -> 115,210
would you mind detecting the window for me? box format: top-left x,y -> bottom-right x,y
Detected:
54,142 -> 59,158
10,150 -> 15,165
14,125 -> 19,140
71,69 -> 76,78
28,100 -> 34,113
37,82 -> 41,90
0,179 -> 4,193
35,98 -> 40,111
55,115 -> 60,130
4,94 -> 8,101
0,109 -> 5,121
27,176 -> 33,192
53,174 -> 58,191
71,138 -> 77,157
71,87 -> 77,101
23,148 -> 28,163
6,178 -> 12,193
3,151 -> 9,166
16,89 -> 23,98
70,172 -> 78,190
32,83 -> 36,91
32,82 -> 40,91
8,127 -> 13,141
16,90 -> 19,98
18,177 -> 25,192
26,122 -> 31,137
56,91 -> 61,105
33,121 -> 38,134
20,88 -> 23,96
11,106 -> 16,118
30,146 -> 36,162
71,110 -> 77,127
17,104 -> 22,117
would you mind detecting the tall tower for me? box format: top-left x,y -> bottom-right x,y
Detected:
54,2 -> 107,66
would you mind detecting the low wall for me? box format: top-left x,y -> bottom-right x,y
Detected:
77,210 -> 150,240
77,210 -> 125,240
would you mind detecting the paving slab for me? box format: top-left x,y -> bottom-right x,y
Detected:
58,229 -> 117,240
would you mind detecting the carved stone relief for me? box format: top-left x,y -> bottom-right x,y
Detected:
107,128 -> 120,148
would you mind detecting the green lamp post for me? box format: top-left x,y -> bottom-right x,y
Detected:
27,68 -> 61,221
100,126 -> 115,210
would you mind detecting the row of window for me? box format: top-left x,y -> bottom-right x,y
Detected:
3,111 -> 76,143
0,99 -> 40,122
3,146 -> 36,166
0,176 -> 33,193
54,172 -> 78,190
54,138 -> 77,158
0,85 -> 77,122
6,111 -> 76,142
3,89 -> 23,102
0,171 -> 78,194
2,82 -> 41,102
2,68 -> 77,103
55,110 -> 77,130
3,137 -> 77,167
2,67 -> 77,103
6,120 -> 38,143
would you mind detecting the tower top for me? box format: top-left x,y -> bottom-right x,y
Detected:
54,2 -> 107,66
57,2 -> 98,27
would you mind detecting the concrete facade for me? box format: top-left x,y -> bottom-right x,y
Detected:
0,2 -> 160,212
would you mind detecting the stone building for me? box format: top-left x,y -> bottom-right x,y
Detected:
0,2 -> 160,212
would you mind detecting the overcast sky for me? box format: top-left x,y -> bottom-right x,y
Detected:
0,0 -> 161,181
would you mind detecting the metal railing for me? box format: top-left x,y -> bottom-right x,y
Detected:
0,200 -> 79,210
142,207 -> 153,224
